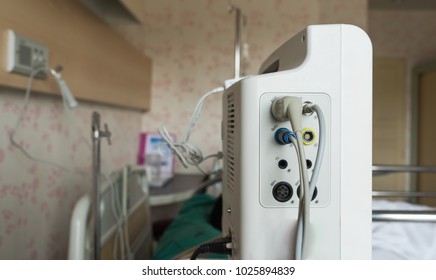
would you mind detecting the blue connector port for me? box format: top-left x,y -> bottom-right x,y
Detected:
274,128 -> 296,145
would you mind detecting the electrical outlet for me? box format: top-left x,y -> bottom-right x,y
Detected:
6,30 -> 49,78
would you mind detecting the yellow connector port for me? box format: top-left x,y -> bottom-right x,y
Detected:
302,128 -> 316,145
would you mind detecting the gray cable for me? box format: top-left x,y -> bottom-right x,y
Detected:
309,105 -> 325,198
294,104 -> 326,260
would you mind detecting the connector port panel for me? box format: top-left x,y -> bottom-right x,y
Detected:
259,92 -> 331,208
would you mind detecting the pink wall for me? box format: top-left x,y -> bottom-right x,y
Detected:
0,89 -> 142,259
369,10 -> 436,68
117,0 -> 369,174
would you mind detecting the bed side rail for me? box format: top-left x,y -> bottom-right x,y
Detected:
373,210 -> 436,222
372,165 -> 436,176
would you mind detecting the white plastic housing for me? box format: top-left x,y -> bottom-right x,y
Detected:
222,24 -> 372,259
6,30 -> 49,78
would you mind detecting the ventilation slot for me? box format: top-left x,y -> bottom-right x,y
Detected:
226,92 -> 236,190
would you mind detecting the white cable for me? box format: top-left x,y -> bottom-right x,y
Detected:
291,136 -> 304,260
286,102 -> 310,260
9,67 -> 73,173
158,127 -> 223,175
158,86 -> 224,174
271,96 -> 311,260
158,126 -> 189,168
184,86 -> 224,142
294,131 -> 311,260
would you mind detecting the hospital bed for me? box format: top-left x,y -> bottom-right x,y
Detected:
68,164 -> 436,260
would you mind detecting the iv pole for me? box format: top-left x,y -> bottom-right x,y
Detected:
92,112 -> 111,260
229,4 -> 246,79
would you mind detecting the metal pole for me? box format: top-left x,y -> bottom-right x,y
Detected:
373,191 -> 436,198
92,112 -> 101,260
372,164 -> 436,175
230,6 -> 241,79
373,210 -> 436,222
92,112 -> 111,260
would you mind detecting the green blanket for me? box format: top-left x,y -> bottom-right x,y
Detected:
152,194 -> 223,259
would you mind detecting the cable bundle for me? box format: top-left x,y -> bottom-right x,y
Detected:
271,97 -> 326,260
158,86 -> 224,175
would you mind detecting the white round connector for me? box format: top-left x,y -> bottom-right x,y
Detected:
271,97 -> 288,121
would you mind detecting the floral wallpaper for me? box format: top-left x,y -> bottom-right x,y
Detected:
0,0 -> 367,259
116,0 -> 368,174
369,10 -> 436,67
0,89 -> 142,259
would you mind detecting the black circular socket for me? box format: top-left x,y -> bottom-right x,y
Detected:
306,159 -> 313,169
296,186 -> 318,201
278,159 -> 288,169
272,182 -> 293,202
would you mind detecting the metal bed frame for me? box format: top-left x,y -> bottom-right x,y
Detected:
372,164 -> 436,222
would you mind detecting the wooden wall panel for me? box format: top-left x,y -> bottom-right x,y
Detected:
372,58 -> 408,192
0,0 -> 151,111
417,70 -> 436,206
121,0 -> 146,23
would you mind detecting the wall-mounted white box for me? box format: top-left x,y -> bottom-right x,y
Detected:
6,30 -> 49,78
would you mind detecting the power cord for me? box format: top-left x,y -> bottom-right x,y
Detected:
303,103 -> 326,200
9,66 -> 73,173
158,86 -> 225,175
292,104 -> 325,260
271,96 -> 314,260
272,98 -> 327,260
190,236 -> 232,260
